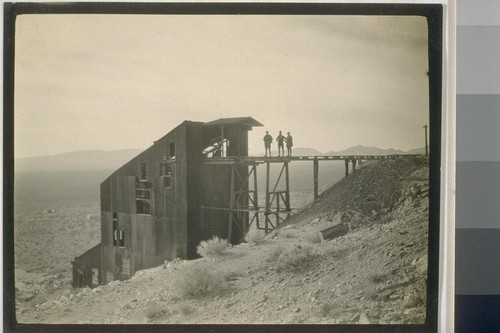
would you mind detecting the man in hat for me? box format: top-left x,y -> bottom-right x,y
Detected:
276,130 -> 286,157
286,132 -> 293,156
263,131 -> 273,157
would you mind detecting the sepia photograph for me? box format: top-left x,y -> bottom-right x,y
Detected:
6,2 -> 442,329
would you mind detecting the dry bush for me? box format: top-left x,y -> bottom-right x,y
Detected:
318,302 -> 334,317
175,302 -> 194,315
322,243 -> 347,259
369,273 -> 388,284
144,301 -> 167,319
267,244 -> 315,271
196,236 -> 228,257
245,229 -> 265,244
279,230 -> 297,239
266,245 -> 285,263
172,262 -> 224,298
277,244 -> 315,270
223,269 -> 244,282
305,232 -> 322,244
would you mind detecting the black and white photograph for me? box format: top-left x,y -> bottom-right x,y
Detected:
6,3 -> 442,329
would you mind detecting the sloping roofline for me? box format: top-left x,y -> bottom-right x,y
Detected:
204,117 -> 263,127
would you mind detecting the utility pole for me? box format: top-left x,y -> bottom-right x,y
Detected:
423,124 -> 428,156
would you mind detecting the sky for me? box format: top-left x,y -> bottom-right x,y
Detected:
14,14 -> 429,158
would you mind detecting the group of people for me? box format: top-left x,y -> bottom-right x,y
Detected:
263,130 -> 293,157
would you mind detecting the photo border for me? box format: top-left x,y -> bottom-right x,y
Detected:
3,2 -> 444,332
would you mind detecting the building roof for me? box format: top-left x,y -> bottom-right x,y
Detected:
204,117 -> 264,127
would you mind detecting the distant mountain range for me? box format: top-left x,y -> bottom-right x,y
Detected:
15,146 -> 424,173
325,145 -> 406,156
15,149 -> 142,173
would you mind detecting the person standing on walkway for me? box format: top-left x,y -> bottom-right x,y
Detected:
263,131 -> 273,157
286,132 -> 293,156
276,130 -> 286,157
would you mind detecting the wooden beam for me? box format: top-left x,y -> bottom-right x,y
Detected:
313,157 -> 319,201
285,162 -> 290,219
252,165 -> 260,228
228,166 -> 235,243
345,159 -> 349,177
265,162 -> 270,235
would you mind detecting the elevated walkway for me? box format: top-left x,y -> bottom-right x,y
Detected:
202,154 -> 421,237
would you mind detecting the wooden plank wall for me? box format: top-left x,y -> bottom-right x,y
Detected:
200,164 -> 232,240
72,243 -> 102,287
100,121 -> 200,279
99,121 -> 252,279
185,122 -> 205,258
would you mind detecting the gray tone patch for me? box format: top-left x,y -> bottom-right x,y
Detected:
456,162 -> 500,229
458,0 -> 500,26
456,229 -> 500,295
457,26 -> 500,94
457,95 -> 500,161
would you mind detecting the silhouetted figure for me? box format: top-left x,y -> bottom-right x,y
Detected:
276,131 -> 286,157
286,132 -> 293,156
263,131 -> 273,157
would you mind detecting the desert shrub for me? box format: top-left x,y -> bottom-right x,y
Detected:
279,230 -> 296,239
223,269 -> 244,282
318,302 -> 334,317
305,232 -> 322,244
369,273 -> 388,284
245,229 -> 265,244
175,302 -> 194,315
265,245 -> 285,263
277,244 -> 314,270
196,236 -> 228,257
144,301 -> 167,319
322,243 -> 347,259
267,244 -> 315,271
172,262 -> 224,298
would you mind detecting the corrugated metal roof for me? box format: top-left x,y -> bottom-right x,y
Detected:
204,117 -> 264,127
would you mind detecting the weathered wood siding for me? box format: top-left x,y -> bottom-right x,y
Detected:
200,164 -> 232,240
72,243 -> 102,288
99,120 -> 252,281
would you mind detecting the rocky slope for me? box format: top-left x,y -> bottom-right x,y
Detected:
16,157 -> 429,325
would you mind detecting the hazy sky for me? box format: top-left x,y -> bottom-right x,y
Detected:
15,14 -> 429,158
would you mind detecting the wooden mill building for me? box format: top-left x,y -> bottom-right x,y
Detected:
71,116 -> 417,288
72,117 -> 263,287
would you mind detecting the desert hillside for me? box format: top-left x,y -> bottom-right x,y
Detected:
16,157 -> 429,325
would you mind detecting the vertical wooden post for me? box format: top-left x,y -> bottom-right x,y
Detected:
265,162 -> 270,234
423,124 -> 428,156
313,157 -> 319,201
253,165 -> 260,228
352,159 -> 357,173
344,159 -> 349,177
228,166 -> 235,243
221,124 -> 225,159
285,162 -> 290,219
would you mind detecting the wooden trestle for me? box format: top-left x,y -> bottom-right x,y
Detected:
202,154 -> 420,238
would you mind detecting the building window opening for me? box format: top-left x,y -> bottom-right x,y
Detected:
203,136 -> 228,157
160,162 -> 173,188
163,176 -> 172,188
112,213 -> 118,246
160,162 -> 172,176
136,199 -> 151,215
118,230 -> 125,248
169,143 -> 175,159
136,189 -> 151,199
140,163 -> 148,180
136,177 -> 152,214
